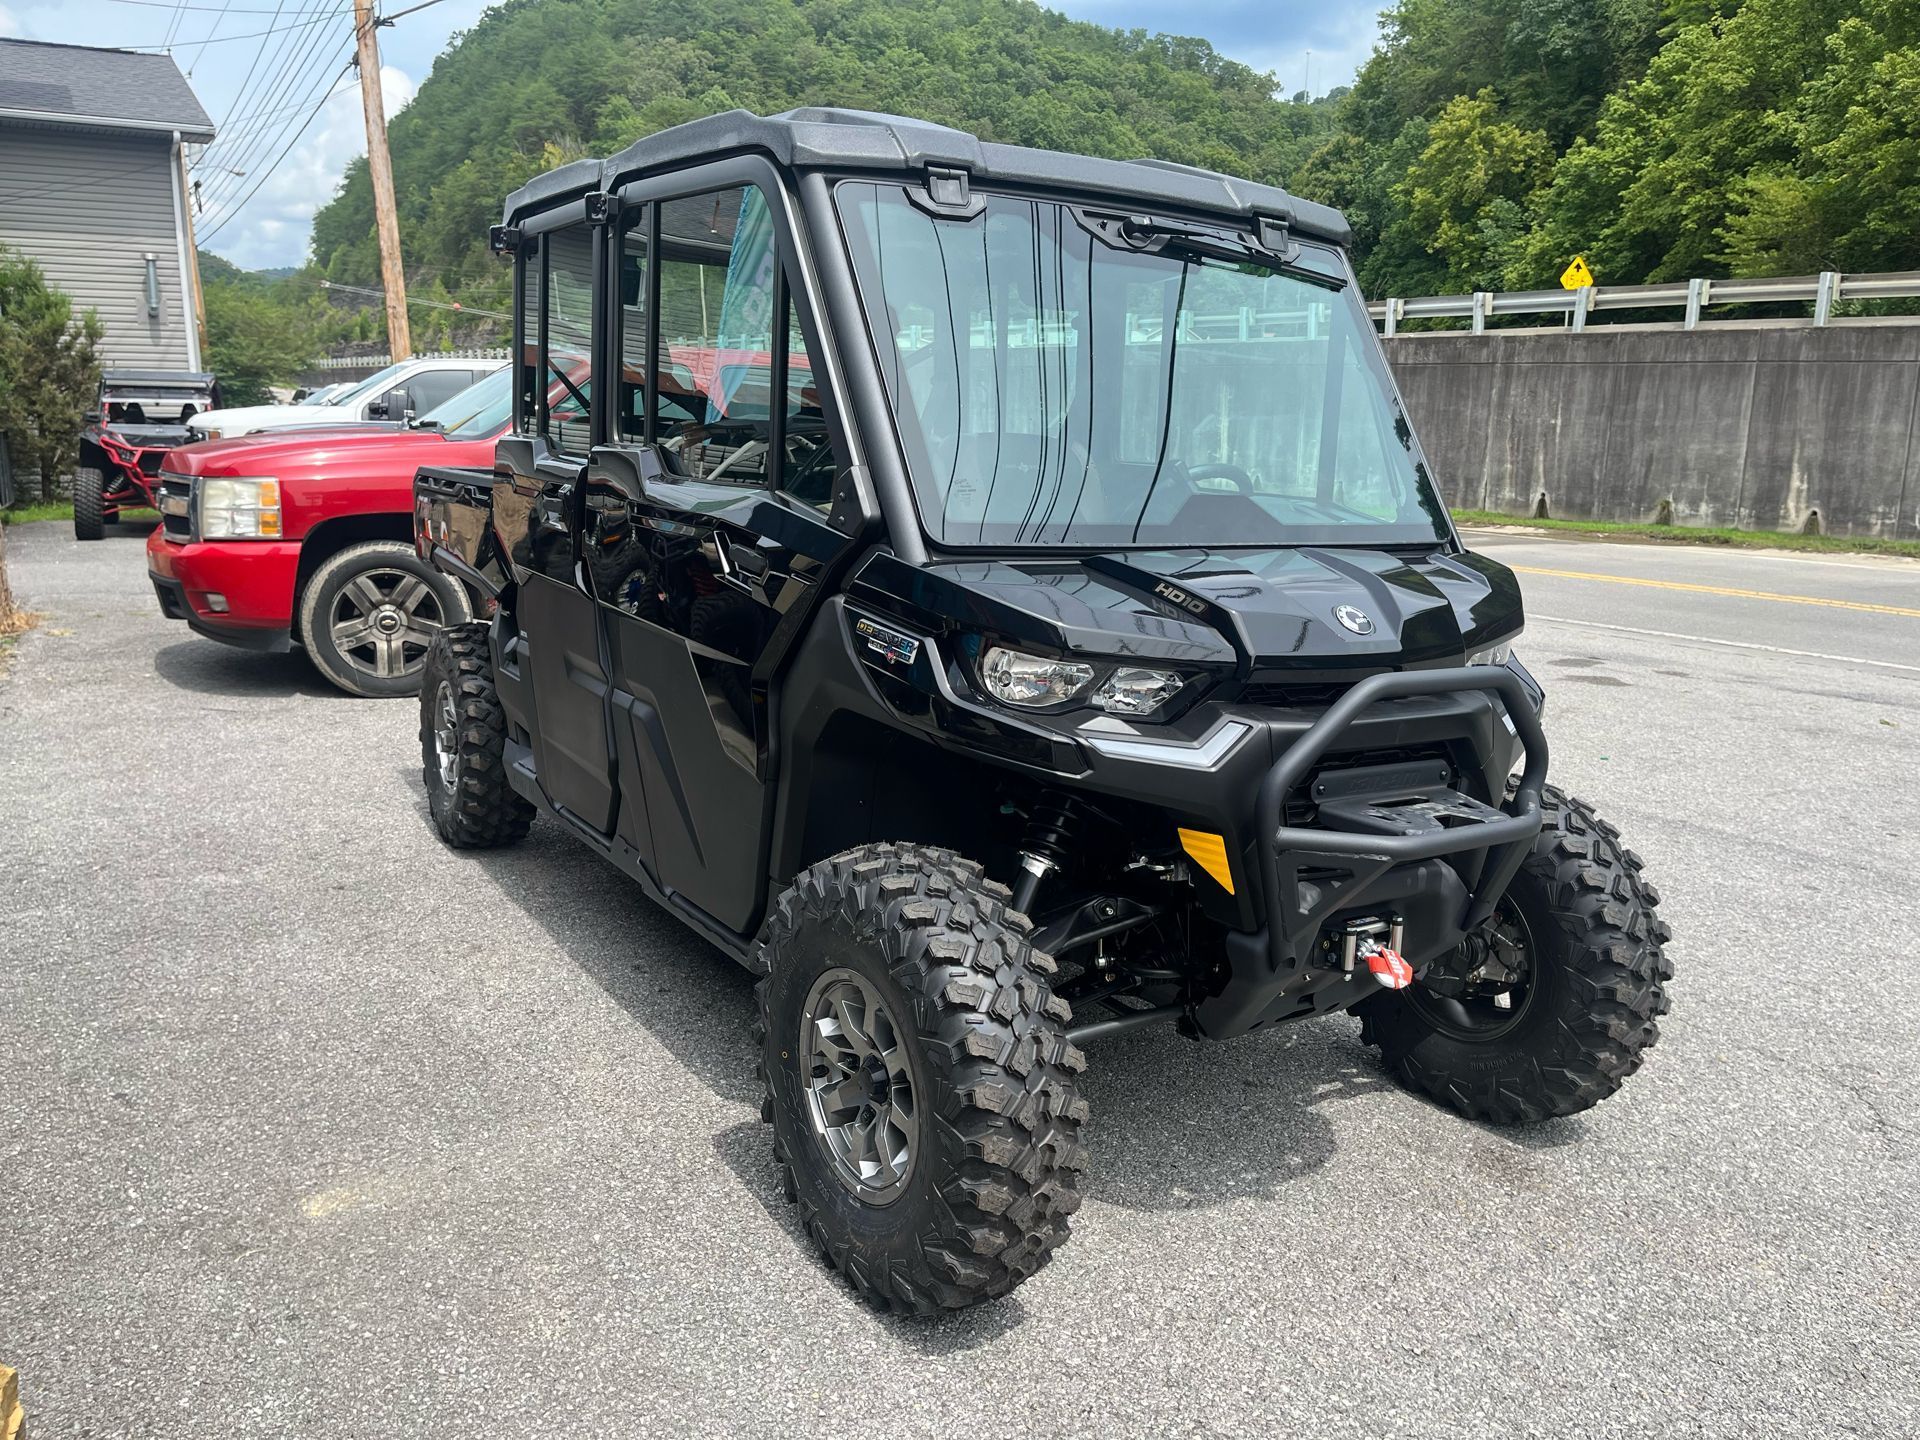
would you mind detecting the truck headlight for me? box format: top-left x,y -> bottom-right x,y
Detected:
1089,665 -> 1186,715
1468,639 -> 1515,667
198,476 -> 282,538
981,646 -> 1094,708
979,646 -> 1191,717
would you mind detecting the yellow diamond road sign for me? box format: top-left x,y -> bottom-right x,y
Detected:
1561,255 -> 1594,290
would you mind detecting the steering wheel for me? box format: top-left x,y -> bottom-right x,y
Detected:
1185,462 -> 1254,495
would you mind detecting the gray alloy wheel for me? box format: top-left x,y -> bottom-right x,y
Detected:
328,568 -> 445,683
432,679 -> 459,794
299,540 -> 469,698
800,967 -> 921,1204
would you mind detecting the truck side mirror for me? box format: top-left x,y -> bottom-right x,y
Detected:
370,385 -> 411,422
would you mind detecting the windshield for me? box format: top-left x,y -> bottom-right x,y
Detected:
836,184 -> 1450,549
417,367 -> 511,440
326,361 -> 412,413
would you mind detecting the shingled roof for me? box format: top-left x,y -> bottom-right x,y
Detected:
0,38 -> 215,141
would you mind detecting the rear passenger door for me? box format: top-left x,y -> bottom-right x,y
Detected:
582,164 -> 856,933
497,217 -> 619,835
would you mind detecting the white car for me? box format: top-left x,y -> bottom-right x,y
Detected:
190,357 -> 505,441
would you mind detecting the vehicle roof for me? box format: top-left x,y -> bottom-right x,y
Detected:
102,370 -> 216,387
503,107 -> 1351,246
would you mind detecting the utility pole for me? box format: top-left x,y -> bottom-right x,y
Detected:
352,0 -> 411,360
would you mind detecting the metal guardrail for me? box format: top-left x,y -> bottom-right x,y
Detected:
316,347 -> 508,370
1367,270 -> 1920,335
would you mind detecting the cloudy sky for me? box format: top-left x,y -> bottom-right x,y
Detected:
0,0 -> 1385,271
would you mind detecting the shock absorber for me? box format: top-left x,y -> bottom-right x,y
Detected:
1011,794 -> 1082,915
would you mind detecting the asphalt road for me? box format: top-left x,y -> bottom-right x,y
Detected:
2,520 -> 1916,1438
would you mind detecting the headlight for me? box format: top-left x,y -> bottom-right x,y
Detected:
1468,639 -> 1514,666
198,476 -> 282,539
1089,665 -> 1186,715
980,646 -> 1190,717
981,646 -> 1094,708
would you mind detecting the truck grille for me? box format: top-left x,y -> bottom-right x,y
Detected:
158,472 -> 194,541
1236,681 -> 1352,709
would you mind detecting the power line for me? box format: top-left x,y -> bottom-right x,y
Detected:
198,55 -> 356,243
100,0 -> 338,10
203,0 -> 345,163
320,279 -> 508,319
215,0 -> 294,133
381,0 -> 450,21
178,0 -> 233,74
124,8 -> 344,51
198,41 -> 354,218
194,12 -> 353,203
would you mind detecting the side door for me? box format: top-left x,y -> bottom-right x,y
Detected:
582,166 -> 860,934
497,216 -> 619,835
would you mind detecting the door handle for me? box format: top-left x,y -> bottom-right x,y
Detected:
728,541 -> 771,578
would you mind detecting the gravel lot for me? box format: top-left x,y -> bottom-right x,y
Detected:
2,519 -> 1916,1438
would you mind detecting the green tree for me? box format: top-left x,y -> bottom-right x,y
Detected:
1398,89 -> 1554,290
0,247 -> 102,502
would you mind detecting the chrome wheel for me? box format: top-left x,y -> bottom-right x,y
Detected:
800,969 -> 920,1204
329,568 -> 443,681
432,680 -> 459,792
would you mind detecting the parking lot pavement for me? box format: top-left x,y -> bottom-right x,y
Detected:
2,519 -> 1915,1439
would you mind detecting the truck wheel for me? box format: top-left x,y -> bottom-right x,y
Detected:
757,843 -> 1089,1314
298,540 -> 469,698
1360,785 -> 1673,1123
419,622 -> 535,849
72,466 -> 107,541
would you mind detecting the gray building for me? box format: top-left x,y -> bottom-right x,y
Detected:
0,39 -> 215,370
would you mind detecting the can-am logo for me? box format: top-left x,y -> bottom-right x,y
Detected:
1334,605 -> 1376,635
1152,581 -> 1208,616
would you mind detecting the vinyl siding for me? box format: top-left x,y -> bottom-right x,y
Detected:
0,124 -> 194,369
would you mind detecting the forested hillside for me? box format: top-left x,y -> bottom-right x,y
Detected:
306,0 -> 1918,326
1310,0 -> 1919,296
309,0 -> 1341,324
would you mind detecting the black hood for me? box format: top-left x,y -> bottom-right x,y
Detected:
853,546 -> 1524,677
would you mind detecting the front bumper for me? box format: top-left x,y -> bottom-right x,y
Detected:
146,526 -> 298,653
1192,665 -> 1548,1039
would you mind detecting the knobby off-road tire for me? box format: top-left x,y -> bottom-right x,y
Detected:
757,843 -> 1089,1314
299,540 -> 468,698
419,622 -> 535,849
1361,785 -> 1673,1123
72,466 -> 107,541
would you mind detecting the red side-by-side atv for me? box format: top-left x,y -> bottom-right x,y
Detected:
73,371 -> 220,540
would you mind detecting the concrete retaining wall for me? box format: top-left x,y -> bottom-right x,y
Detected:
1384,321 -> 1920,539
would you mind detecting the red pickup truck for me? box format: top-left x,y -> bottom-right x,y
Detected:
147,372 -> 518,696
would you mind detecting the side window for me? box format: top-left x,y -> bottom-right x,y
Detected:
542,223 -> 595,457
654,186 -> 824,492
616,205 -> 651,441
516,244 -> 544,437
407,370 -> 470,417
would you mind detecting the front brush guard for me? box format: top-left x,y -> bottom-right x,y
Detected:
1254,666 -> 1550,973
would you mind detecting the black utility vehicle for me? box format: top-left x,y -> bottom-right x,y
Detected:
414,109 -> 1673,1314
74,370 -> 219,540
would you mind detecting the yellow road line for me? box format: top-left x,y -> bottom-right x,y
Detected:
1511,566 -> 1920,619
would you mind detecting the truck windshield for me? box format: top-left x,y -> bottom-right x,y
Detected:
836,183 -> 1450,549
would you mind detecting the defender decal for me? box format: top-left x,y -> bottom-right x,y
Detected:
854,615 -> 922,668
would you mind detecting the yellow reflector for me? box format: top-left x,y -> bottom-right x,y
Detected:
1177,828 -> 1234,894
